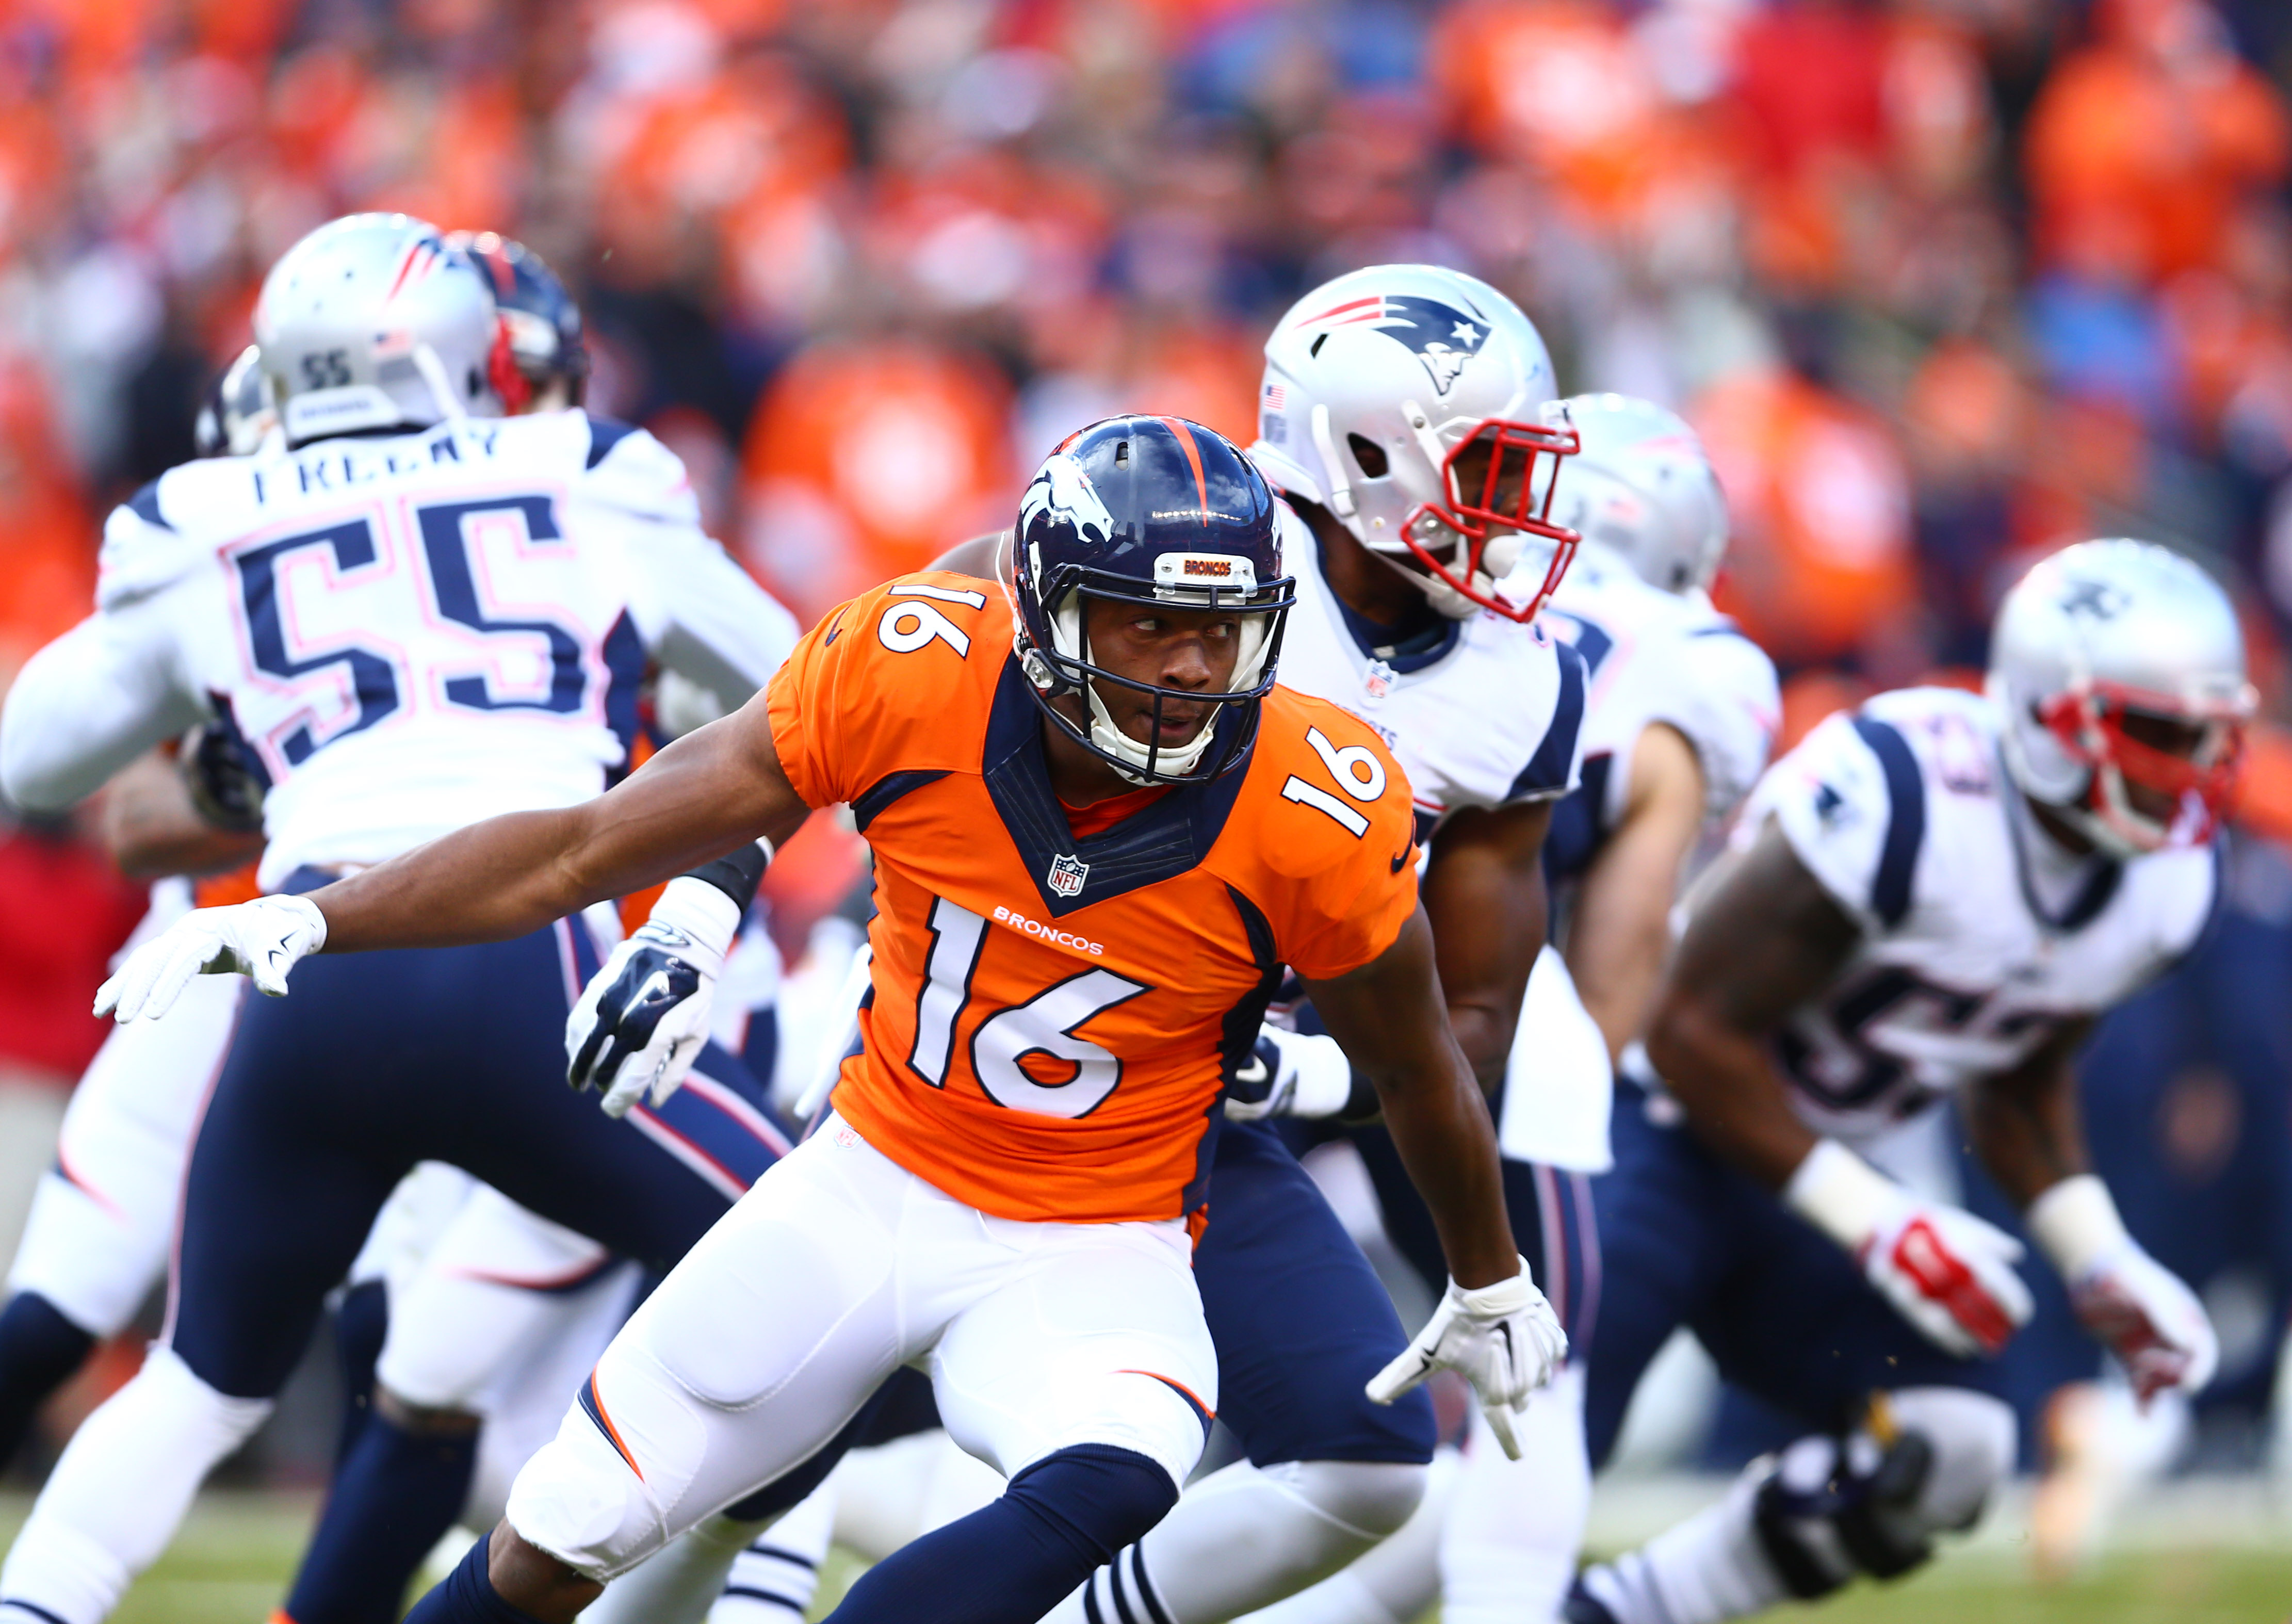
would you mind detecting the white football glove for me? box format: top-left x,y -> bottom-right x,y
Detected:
93,894 -> 327,1022
1223,1025 -> 1356,1123
2029,1174 -> 2217,1404
1366,1257 -> 1566,1460
1788,1140 -> 2033,1359
566,876 -> 740,1118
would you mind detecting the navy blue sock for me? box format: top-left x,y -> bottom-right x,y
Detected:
823,1443 -> 1178,1624
400,1533 -> 550,1624
330,1279 -> 390,1468
0,1292 -> 95,1468
282,1407 -> 478,1624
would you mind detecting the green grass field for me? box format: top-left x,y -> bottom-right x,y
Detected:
5,1491 -> 2287,1622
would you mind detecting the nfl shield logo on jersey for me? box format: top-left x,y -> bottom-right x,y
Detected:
1048,853 -> 1089,898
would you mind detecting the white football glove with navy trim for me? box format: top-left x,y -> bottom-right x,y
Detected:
567,877 -> 739,1118
1366,1256 -> 1566,1460
94,894 -> 328,1021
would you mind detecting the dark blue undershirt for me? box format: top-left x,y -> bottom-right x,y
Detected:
1315,533 -> 1459,674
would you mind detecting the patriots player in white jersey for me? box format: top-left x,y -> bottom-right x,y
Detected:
269,230 -> 808,1624
1567,538 -> 2240,1624
0,213 -> 800,1624
1046,264 -> 1589,1623
1233,395 -> 1779,1624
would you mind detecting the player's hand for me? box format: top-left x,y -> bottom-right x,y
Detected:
1223,1026 -> 1356,1123
177,722 -> 266,832
2065,1239 -> 2217,1404
1786,1140 -> 2030,1359
1858,1198 -> 2034,1359
94,894 -> 327,1021
566,877 -> 737,1118
1366,1258 -> 1566,1460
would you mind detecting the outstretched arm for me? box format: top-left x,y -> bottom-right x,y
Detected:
1963,1020 -> 2094,1209
1645,818 -> 1862,1190
1304,907 -> 1515,1288
1565,722 -> 1708,1063
1419,798 -> 1553,1097
1968,1015 -> 2216,1398
102,750 -> 266,880
1308,906 -> 1567,1455
309,693 -> 811,954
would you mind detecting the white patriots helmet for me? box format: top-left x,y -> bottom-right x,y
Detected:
1253,265 -> 1581,623
1549,393 -> 1729,594
192,345 -> 279,458
1989,539 -> 2255,857
255,213 -> 504,446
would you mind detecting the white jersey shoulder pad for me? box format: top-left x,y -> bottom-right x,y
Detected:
95,459 -> 257,610
1661,613 -> 1780,819
565,412 -> 703,528
1749,695 -> 1945,934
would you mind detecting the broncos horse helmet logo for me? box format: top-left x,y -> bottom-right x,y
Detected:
1020,449 -> 1118,550
1298,293 -> 1494,396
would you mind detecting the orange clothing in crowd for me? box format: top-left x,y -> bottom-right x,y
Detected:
766,574 -> 1417,1225
741,340 -> 1014,623
2024,0 -> 2290,283
1692,370 -> 1915,668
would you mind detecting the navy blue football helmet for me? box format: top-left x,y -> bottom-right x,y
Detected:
1012,415 -> 1293,785
448,231 -> 589,410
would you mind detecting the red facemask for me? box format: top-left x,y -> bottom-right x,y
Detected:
1399,415 -> 1582,623
488,315 -> 531,414
2038,680 -> 2250,847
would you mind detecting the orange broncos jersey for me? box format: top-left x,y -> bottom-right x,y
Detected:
767,572 -> 1420,1225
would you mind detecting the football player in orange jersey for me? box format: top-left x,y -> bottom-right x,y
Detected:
97,416 -> 1563,1624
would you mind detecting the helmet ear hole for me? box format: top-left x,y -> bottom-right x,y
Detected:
1347,433 -> 1389,479
1310,333 -> 1328,359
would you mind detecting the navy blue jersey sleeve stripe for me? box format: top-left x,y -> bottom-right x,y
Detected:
1848,716 -> 1925,928
585,415 -> 639,469
1507,640 -> 1587,801
852,769 -> 950,832
124,478 -> 172,531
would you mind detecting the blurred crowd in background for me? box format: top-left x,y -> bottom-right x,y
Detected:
5,0 -> 2292,1502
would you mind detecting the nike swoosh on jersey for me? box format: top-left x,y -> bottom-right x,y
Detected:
1390,846 -> 1415,873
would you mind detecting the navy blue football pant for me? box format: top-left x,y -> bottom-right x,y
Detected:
167,900 -> 780,1403
1195,1117 -> 1434,1466
1583,1079 -> 2005,1467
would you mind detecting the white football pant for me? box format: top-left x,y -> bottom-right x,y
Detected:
508,1113 -> 1218,1579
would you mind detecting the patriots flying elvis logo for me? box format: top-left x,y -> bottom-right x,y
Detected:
1301,294 -> 1493,396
